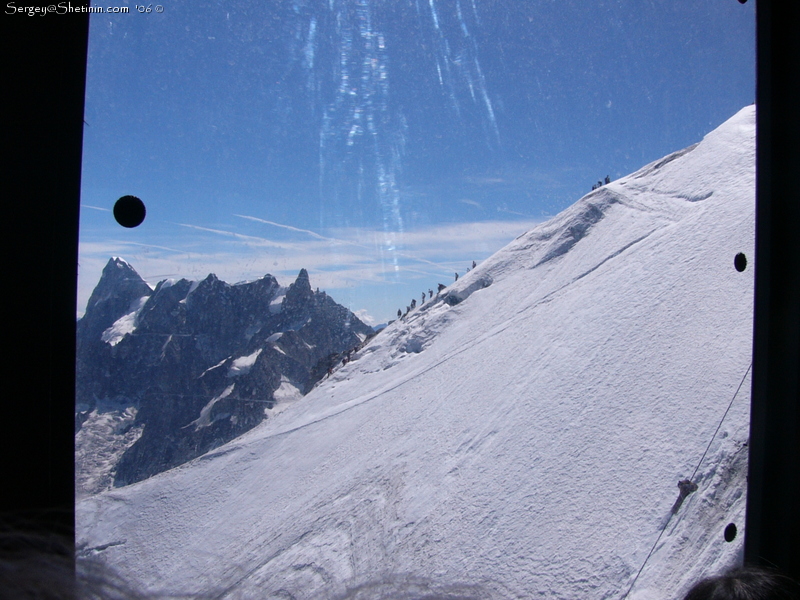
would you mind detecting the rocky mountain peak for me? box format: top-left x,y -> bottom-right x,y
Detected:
89,258 -> 150,305
282,268 -> 314,312
79,257 -> 152,339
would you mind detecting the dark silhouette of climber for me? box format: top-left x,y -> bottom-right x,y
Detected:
472,260 -> 476,269
454,272 -> 459,281
671,479 -> 698,514
437,283 -> 446,292
397,309 -> 402,319
604,175 -> 610,184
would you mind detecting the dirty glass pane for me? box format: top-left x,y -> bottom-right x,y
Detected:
76,1 -> 756,598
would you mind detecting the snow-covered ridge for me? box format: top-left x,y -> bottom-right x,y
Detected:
227,349 -> 262,377
190,383 -> 236,430
179,279 -> 201,303
100,296 -> 149,346
270,287 -> 287,314
77,106 -> 756,600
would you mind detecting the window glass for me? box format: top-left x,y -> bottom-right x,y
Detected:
77,1 -> 756,597
79,0 -> 754,318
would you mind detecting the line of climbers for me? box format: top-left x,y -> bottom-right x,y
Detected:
592,175 -> 611,191
322,329 -> 380,379
396,260 -> 478,320
323,257 -> 479,379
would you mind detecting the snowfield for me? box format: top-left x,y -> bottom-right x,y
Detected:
77,106 -> 755,599
100,295 -> 149,347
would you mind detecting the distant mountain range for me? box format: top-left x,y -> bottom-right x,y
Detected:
76,260 -> 374,494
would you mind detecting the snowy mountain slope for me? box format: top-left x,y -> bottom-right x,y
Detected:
76,106 -> 755,600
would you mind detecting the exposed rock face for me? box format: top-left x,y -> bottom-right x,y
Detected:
75,258 -> 154,431
76,259 -> 373,492
78,257 -> 154,341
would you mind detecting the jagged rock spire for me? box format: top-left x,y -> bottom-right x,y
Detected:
282,268 -> 314,312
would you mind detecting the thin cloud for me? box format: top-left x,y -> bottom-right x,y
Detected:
81,204 -> 111,212
497,206 -> 532,218
236,214 -> 449,271
352,309 -> 375,325
394,219 -> 541,249
234,214 -> 332,242
110,240 -> 188,254
464,176 -> 506,185
459,198 -> 483,209
177,223 -> 300,250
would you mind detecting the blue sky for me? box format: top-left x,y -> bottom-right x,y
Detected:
79,0 -> 755,323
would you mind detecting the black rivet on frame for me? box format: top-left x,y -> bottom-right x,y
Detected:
734,253 -> 747,272
114,195 -> 146,228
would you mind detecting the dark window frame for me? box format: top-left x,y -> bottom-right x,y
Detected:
2,0 -> 796,583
